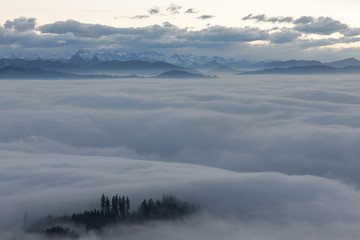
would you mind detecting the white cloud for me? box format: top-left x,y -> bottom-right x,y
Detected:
1,151 -> 360,239
0,76 -> 360,185
1,75 -> 360,239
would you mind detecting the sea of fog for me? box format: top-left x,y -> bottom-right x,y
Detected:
1,74 -> 360,239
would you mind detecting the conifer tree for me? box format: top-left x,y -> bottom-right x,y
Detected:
111,195 -> 119,217
140,199 -> 148,219
119,196 -> 125,218
126,196 -> 130,216
147,198 -> 155,219
105,197 -> 110,216
100,194 -> 106,215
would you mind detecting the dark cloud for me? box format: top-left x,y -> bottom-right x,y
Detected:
166,4 -> 182,14
268,16 -> 294,23
243,14 -> 266,22
342,28 -> 360,37
198,15 -> 214,20
243,14 -> 356,37
4,17 -> 36,32
294,17 -> 348,35
162,22 -> 175,28
148,7 -> 160,15
243,14 -> 352,36
294,17 -> 360,37
34,20 -> 269,50
184,8 -> 198,14
130,15 -> 150,20
294,16 -> 314,24
0,16 -> 360,59
0,25 -> 88,49
38,20 -> 123,38
269,29 -> 301,44
242,14 -> 293,23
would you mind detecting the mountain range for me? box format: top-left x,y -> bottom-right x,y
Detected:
1,50 -> 360,78
63,49 -> 263,69
238,58 -> 360,75
69,50 -> 360,73
0,66 -> 117,79
155,70 -> 217,79
238,65 -> 360,75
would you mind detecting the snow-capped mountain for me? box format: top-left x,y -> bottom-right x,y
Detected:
68,49 -> 263,69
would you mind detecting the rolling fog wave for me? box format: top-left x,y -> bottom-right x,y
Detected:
1,74 -> 360,239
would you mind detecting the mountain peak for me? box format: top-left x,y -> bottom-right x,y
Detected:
326,57 -> 360,68
345,57 -> 358,61
89,55 -> 102,65
69,53 -> 85,65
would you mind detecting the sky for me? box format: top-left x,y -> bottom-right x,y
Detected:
2,0 -> 360,60
2,0 -> 360,28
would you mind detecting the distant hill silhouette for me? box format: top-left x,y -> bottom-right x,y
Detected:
267,60 -> 323,68
0,66 -> 80,79
238,65 -> 360,75
0,66 -> 117,79
0,58 -> 82,71
325,58 -> 360,68
155,70 -> 216,78
265,58 -> 360,69
0,57 -> 184,73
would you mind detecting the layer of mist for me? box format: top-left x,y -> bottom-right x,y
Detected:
1,74 -> 360,239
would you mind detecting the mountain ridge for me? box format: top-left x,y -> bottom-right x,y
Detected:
1,53 -> 360,78
155,70 -> 217,79
238,65 -> 360,75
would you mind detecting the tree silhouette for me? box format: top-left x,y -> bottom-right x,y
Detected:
105,197 -> 110,216
35,193 -> 194,237
111,195 -> 119,218
126,196 -> 130,217
119,196 -> 126,218
100,194 -> 105,215
140,199 -> 148,219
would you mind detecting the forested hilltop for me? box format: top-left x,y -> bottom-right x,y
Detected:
29,194 -> 194,238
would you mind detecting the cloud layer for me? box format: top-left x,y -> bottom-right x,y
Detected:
1,75 -> 360,185
1,75 -> 360,239
1,151 -> 360,240
1,14 -> 360,60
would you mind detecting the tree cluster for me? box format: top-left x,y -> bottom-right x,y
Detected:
71,194 -> 192,231
139,195 -> 192,220
36,194 -> 194,238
